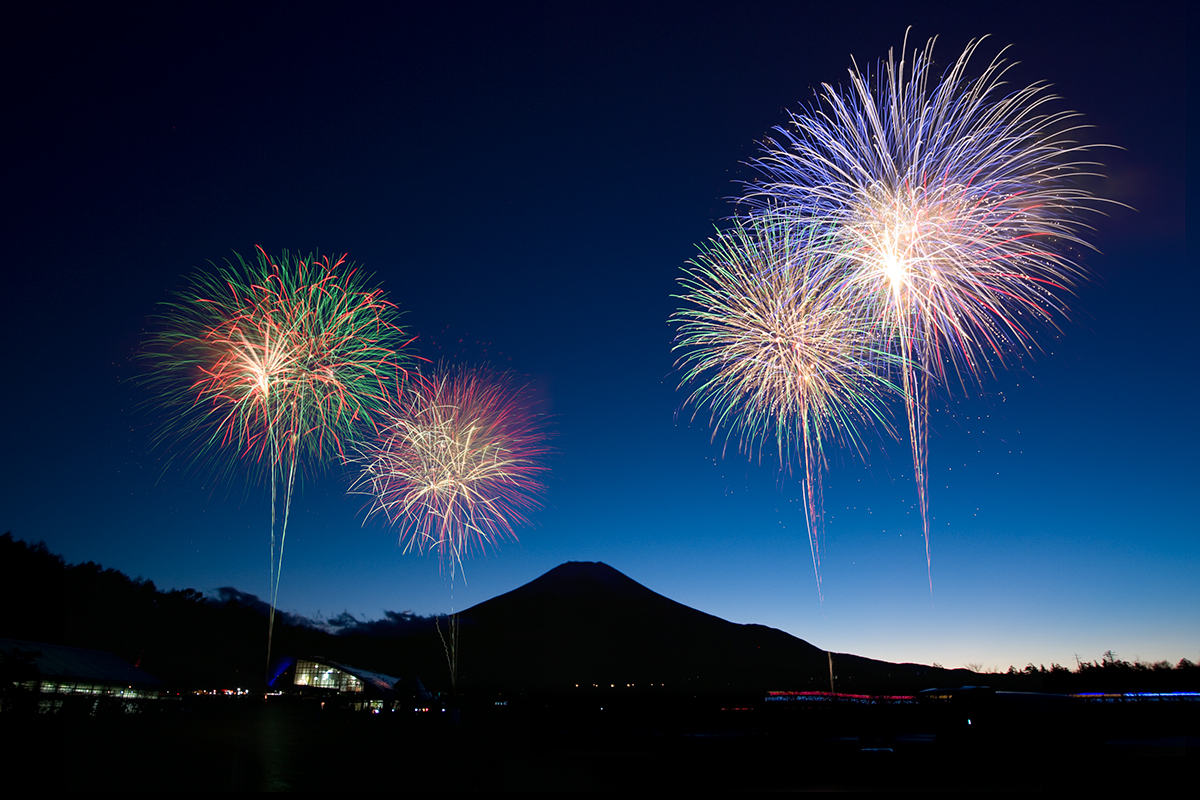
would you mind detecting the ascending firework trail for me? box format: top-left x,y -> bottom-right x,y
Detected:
143,247 -> 412,670
352,364 -> 551,688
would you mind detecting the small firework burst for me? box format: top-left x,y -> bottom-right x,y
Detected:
672,218 -> 896,599
353,364 -> 551,574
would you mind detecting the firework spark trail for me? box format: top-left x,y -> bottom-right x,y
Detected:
144,247 -> 411,668
672,218 -> 897,601
741,33 -> 1107,594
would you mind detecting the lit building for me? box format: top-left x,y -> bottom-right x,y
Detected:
0,637 -> 162,714
277,657 -> 432,712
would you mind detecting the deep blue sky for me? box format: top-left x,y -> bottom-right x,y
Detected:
2,1 -> 1192,671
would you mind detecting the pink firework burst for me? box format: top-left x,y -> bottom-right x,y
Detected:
353,365 -> 551,574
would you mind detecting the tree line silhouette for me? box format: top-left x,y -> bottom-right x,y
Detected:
0,533 -> 445,690
1,533 -> 1196,695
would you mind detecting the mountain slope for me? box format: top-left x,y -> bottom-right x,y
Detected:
449,561 -> 940,693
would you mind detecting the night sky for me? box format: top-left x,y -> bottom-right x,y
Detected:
3,1 -> 1192,672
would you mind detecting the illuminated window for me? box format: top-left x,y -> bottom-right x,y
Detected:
293,660 -> 364,693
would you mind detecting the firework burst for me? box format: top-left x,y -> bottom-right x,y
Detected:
353,364 -> 551,576
741,34 -> 1108,592
146,248 -> 409,469
143,246 -> 411,664
672,218 -> 896,599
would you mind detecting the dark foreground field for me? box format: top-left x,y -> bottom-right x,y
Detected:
6,692 -> 1196,792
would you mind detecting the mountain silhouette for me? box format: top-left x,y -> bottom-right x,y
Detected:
448,561 -> 947,693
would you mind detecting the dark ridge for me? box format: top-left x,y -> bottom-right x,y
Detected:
8,536 -> 1190,697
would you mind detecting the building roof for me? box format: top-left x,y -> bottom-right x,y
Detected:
0,638 -> 162,688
